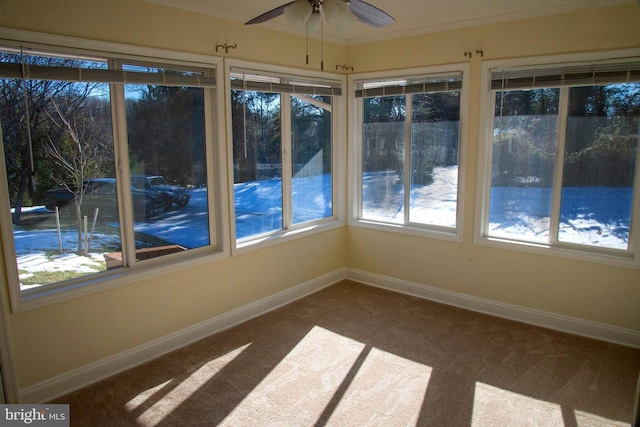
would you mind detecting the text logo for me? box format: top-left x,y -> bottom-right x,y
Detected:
0,405 -> 69,426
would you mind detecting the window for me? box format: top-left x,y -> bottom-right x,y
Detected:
228,65 -> 341,247
351,66 -> 467,238
0,46 -> 222,308
477,54 -> 640,265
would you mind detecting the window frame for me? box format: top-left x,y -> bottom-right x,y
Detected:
224,59 -> 346,255
348,64 -> 469,242
474,49 -> 640,269
0,29 -> 230,311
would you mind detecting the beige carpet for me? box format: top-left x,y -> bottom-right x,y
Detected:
54,280 -> 640,426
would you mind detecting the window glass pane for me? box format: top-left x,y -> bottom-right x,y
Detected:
362,96 -> 406,223
410,91 -> 460,227
124,83 -> 208,264
559,83 -> 640,249
291,95 -> 332,224
231,90 -> 282,239
489,89 -> 559,242
1,53 -> 117,290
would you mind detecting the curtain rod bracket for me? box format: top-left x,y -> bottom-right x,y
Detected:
336,64 -> 354,72
216,43 -> 237,54
465,50 -> 484,59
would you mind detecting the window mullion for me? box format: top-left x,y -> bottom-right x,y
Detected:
404,95 -> 412,224
550,87 -> 569,245
203,79 -> 218,249
281,95 -> 293,230
109,61 -> 136,267
481,90 -> 498,238
629,119 -> 640,258
354,98 -> 365,220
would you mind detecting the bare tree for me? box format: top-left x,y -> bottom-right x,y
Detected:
1,52 -> 111,226
45,98 -> 110,254
2,77 -> 83,224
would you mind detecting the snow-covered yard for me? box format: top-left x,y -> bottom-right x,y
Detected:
489,185 -> 632,248
10,167 -> 633,289
362,166 -> 458,227
12,188 -> 212,289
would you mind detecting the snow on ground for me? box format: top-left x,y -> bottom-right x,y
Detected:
409,166 -> 459,226
489,186 -> 632,249
361,166 -> 459,227
10,167 -> 633,288
134,187 -> 211,248
12,207 -> 120,281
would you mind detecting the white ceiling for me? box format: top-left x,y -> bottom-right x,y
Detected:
145,0 -> 634,45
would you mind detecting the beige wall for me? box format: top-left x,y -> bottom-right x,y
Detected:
346,4 -> 640,330
346,5 -> 640,72
0,0 -> 347,69
8,228 -> 346,388
0,0 -> 348,390
0,0 -> 639,392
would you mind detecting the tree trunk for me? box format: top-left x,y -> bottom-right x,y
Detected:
75,196 -> 83,254
11,169 -> 29,225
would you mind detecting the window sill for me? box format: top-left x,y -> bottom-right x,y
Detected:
348,218 -> 463,243
473,234 -> 640,270
15,248 -> 229,312
233,218 -> 345,256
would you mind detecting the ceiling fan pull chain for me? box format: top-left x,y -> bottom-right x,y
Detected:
306,19 -> 309,65
20,46 -> 35,173
242,72 -> 248,159
321,8 -> 324,71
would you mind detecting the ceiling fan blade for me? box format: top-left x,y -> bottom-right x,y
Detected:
245,2 -> 295,25
348,0 -> 394,28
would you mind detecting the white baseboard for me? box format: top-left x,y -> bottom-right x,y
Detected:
19,269 -> 346,403
346,268 -> 640,350
20,267 -> 639,403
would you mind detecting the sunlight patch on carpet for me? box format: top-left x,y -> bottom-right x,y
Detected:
219,326 -> 365,426
218,326 -> 432,426
325,347 -> 432,426
124,379 -> 172,412
129,343 -> 251,426
574,410 -> 629,427
472,382 -> 563,426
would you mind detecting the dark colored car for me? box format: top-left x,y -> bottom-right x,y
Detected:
45,178 -> 165,220
131,175 -> 190,209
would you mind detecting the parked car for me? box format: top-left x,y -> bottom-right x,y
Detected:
130,175 -> 190,209
45,178 -> 165,220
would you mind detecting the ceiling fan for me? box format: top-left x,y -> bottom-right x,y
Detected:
245,0 -> 395,31
245,0 -> 394,70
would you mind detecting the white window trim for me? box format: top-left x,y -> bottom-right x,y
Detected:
347,64 -> 469,243
474,48 -> 640,269
224,59 -> 346,256
0,28 -> 231,311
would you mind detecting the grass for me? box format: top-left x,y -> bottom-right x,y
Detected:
13,207 -> 173,288
19,269 -> 98,286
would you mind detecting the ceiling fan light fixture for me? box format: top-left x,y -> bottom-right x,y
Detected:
306,12 -> 322,33
322,0 -> 342,22
335,7 -> 357,30
283,0 -> 313,25
323,0 -> 355,30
